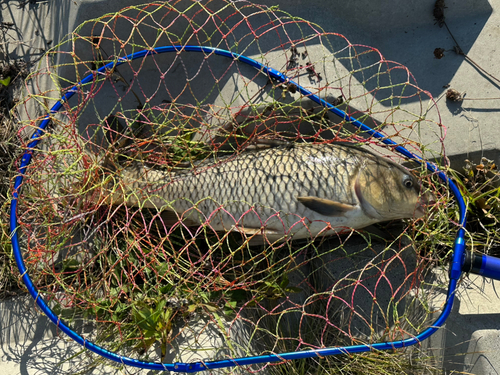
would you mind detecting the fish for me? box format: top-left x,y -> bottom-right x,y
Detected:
101,142 -> 431,244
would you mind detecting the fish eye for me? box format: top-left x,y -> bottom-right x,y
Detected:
403,176 -> 414,189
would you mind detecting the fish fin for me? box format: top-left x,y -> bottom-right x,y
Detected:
231,226 -> 262,235
244,139 -> 293,151
231,225 -> 280,236
297,196 -> 355,217
231,226 -> 284,246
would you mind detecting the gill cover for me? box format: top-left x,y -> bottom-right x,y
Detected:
355,158 -> 422,221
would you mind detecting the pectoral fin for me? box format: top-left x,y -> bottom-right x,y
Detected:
297,196 -> 355,217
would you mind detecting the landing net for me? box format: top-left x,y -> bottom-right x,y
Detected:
11,1 -> 457,372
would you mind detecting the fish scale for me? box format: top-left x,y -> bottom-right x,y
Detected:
110,142 -> 426,243
165,144 -> 357,220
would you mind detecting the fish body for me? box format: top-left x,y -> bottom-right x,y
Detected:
107,143 -> 428,243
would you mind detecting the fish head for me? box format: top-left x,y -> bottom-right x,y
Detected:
355,158 -> 432,221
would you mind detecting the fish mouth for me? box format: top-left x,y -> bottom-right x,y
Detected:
415,192 -> 436,218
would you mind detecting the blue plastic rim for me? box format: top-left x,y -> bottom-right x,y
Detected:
10,45 -> 467,372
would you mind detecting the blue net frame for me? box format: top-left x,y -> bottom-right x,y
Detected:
10,46 -> 467,373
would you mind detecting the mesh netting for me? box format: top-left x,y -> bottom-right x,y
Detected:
13,0 -> 451,372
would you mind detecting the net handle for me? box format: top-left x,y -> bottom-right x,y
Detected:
9,45 -> 467,373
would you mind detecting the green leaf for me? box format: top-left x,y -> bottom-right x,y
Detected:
143,328 -> 156,339
223,301 -> 237,317
199,291 -> 209,302
213,312 -> 235,353
163,307 -> 173,322
155,299 -> 167,315
61,259 -> 81,271
285,286 -> 302,294
279,274 -> 289,289
115,302 -> 129,315
264,281 -> 275,288
159,284 -> 174,294
134,307 -> 154,330
142,337 -> 157,351
203,303 -> 218,313
0,76 -> 11,87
